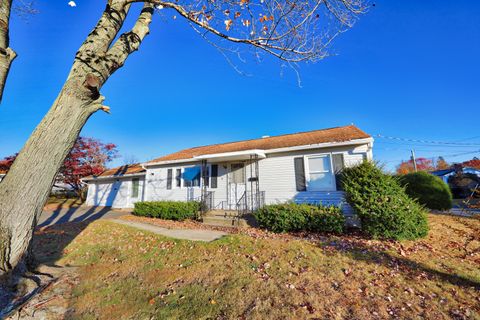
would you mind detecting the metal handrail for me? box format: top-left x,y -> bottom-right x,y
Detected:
236,191 -> 248,217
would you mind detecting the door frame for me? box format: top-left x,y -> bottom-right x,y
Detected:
227,162 -> 246,209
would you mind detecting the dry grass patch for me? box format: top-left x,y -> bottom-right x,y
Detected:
32,214 -> 480,319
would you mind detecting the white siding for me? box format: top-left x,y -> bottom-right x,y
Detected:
145,163 -> 230,207
144,143 -> 371,213
86,176 -> 145,208
259,145 -> 368,205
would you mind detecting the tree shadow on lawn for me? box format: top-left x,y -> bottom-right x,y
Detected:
317,238 -> 480,291
34,204 -> 123,268
38,204 -> 116,227
0,204 -> 123,317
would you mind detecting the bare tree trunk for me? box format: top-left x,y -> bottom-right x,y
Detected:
0,0 -> 154,275
0,76 -> 103,271
0,0 -> 16,102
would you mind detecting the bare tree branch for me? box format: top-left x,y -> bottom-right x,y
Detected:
122,0 -> 367,63
0,0 -> 16,103
106,3 -> 155,74
77,0 -> 132,56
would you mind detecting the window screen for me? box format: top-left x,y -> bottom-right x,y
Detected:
175,169 -> 181,188
307,155 -> 333,191
230,163 -> 245,184
166,169 -> 172,190
131,178 -> 140,198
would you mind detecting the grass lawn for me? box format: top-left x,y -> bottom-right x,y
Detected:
32,214 -> 480,319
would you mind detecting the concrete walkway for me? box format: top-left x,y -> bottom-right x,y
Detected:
110,219 -> 227,242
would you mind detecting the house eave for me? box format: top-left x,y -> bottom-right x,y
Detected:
82,172 -> 146,183
263,137 -> 374,155
193,149 -> 267,162
143,137 -> 374,167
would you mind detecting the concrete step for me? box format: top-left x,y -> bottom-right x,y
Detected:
202,214 -> 256,228
204,210 -> 238,218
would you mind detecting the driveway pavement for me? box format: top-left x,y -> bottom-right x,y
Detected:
39,206 -> 227,242
39,206 -> 129,227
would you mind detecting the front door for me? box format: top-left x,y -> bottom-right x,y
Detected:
228,163 -> 246,209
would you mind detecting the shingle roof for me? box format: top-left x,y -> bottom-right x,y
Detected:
86,163 -> 145,179
147,125 -> 370,164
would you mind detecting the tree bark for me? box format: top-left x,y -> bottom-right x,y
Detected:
0,76 -> 104,271
0,0 -> 16,103
0,0 -> 154,275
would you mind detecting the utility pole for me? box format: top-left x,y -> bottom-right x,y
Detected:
411,149 -> 418,172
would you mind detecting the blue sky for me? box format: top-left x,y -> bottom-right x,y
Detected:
1,0 -> 479,171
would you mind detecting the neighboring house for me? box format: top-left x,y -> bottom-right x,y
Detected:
0,170 -> 75,194
84,125 -> 373,215
430,167 -> 480,184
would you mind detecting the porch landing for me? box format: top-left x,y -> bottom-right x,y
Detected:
202,210 -> 257,228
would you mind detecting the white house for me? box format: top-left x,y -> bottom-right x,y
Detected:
84,125 -> 373,216
430,167 -> 480,184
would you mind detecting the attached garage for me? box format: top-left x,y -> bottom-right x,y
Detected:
83,164 -> 146,209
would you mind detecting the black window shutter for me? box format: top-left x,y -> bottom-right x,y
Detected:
294,157 -> 306,191
167,169 -> 172,190
211,164 -> 218,189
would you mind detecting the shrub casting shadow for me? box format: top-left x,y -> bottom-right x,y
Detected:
320,240 -> 480,291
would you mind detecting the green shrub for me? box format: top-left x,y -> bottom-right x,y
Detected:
133,201 -> 200,221
254,203 -> 344,234
341,161 -> 429,240
304,205 -> 345,234
398,171 -> 453,210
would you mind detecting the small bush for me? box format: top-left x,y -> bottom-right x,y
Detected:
341,161 -> 429,240
133,201 -> 200,221
254,203 -> 344,234
305,205 -> 345,234
398,171 -> 453,210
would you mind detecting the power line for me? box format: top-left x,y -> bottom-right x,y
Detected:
375,134 -> 480,147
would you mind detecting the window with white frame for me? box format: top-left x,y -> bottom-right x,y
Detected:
131,178 -> 140,198
306,154 -> 335,191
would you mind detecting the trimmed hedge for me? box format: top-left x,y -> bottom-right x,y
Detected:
133,201 -> 200,221
254,203 -> 345,234
341,161 -> 429,240
398,171 -> 453,210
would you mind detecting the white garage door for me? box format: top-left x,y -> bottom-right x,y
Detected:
93,180 -> 128,207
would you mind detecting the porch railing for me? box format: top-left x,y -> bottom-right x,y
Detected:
236,190 -> 266,217
195,191 -> 215,214
236,192 -> 248,217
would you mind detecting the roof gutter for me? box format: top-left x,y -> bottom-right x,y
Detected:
81,172 -> 146,183
263,137 -> 374,155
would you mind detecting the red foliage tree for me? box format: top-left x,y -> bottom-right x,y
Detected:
60,137 -> 118,198
396,157 -> 435,175
0,137 -> 118,198
0,154 -> 17,173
